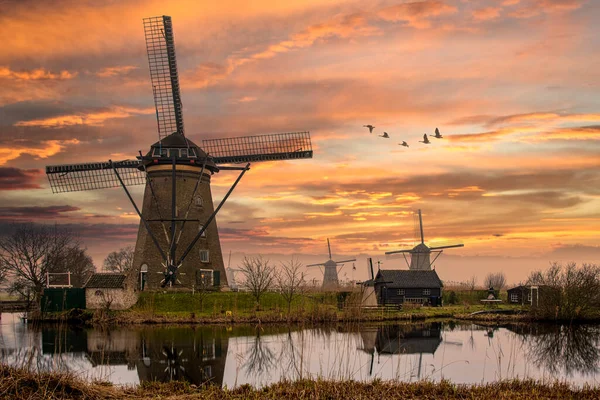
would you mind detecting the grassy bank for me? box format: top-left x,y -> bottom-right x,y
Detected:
32,291 -> 532,325
2,364 -> 599,399
105,291 -> 526,325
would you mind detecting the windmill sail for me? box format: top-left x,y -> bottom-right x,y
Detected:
144,15 -> 184,139
203,132 -> 312,164
46,161 -> 145,193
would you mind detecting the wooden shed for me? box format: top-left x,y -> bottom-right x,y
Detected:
374,270 -> 443,306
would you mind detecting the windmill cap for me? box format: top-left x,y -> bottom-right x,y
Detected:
145,132 -> 218,172
412,243 -> 430,252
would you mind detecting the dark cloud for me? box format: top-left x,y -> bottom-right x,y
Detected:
546,244 -> 600,261
0,205 -> 79,219
219,226 -> 315,249
0,167 -> 42,190
0,100 -> 78,126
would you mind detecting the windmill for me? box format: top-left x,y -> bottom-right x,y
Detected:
44,16 -> 313,290
306,239 -> 356,289
385,209 -> 463,270
225,251 -> 243,291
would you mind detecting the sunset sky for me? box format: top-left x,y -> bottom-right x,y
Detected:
1,0 -> 599,283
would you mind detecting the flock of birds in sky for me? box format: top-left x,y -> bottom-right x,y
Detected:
362,125 -> 444,147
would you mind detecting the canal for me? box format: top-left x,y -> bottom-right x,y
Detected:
1,313 -> 599,387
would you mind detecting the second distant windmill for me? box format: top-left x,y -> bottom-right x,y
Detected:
307,239 -> 356,289
385,209 -> 464,270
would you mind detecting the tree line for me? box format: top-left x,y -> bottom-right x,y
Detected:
0,223 -> 134,303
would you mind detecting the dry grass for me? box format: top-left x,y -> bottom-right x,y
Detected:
2,364 -> 600,399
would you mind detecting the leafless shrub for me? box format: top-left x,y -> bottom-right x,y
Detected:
276,257 -> 306,315
466,275 -> 478,291
484,272 -> 506,290
527,262 -> 600,320
239,256 -> 275,309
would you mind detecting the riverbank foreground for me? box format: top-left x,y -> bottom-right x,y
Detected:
2,365 -> 598,400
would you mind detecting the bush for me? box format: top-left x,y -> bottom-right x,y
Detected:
447,291 -> 458,305
528,262 -> 600,321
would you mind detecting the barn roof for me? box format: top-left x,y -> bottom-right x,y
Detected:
376,270 -> 443,289
85,273 -> 127,289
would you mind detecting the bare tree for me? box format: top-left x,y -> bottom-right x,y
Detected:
276,258 -> 306,315
239,256 -> 275,309
466,275 -> 478,291
0,223 -> 79,303
484,272 -> 506,290
103,245 -> 134,273
51,246 -> 96,288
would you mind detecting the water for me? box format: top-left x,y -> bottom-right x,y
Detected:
1,313 -> 600,387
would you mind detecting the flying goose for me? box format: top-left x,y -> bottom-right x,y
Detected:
379,132 -> 390,138
363,125 -> 375,133
399,141 -> 409,147
419,134 -> 430,144
433,128 -> 443,139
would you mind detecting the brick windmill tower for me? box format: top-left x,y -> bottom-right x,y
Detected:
45,15 -> 313,291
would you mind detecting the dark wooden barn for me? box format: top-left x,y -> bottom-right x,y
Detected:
374,270 -> 443,306
507,285 -> 532,305
507,285 -> 549,306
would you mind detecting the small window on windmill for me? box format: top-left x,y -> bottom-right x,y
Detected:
200,249 -> 210,263
196,268 -> 213,287
195,196 -> 204,208
152,147 -> 162,157
180,148 -> 188,158
198,224 -> 207,238
398,289 -> 405,295
160,148 -> 168,157
188,148 -> 197,158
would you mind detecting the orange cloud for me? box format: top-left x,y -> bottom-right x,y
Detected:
0,139 -> 80,165
186,12 -> 381,88
0,66 -> 76,80
13,106 -> 154,128
472,7 -> 502,21
377,1 -> 458,28
95,66 -> 138,78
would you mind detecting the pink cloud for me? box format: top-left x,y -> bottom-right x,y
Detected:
472,7 -> 502,21
377,1 -> 458,28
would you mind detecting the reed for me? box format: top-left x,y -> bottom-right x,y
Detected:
2,364 -> 600,399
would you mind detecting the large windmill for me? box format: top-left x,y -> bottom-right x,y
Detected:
385,209 -> 463,270
45,16 -> 313,290
307,239 -> 356,289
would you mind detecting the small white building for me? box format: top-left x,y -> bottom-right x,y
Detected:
84,273 -> 138,310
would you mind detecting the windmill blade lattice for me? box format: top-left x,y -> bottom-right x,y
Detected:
45,160 -> 145,193
144,15 -> 184,139
203,132 -> 312,164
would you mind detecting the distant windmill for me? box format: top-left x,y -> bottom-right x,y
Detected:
307,239 -> 356,289
225,251 -> 242,291
385,209 -> 464,270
